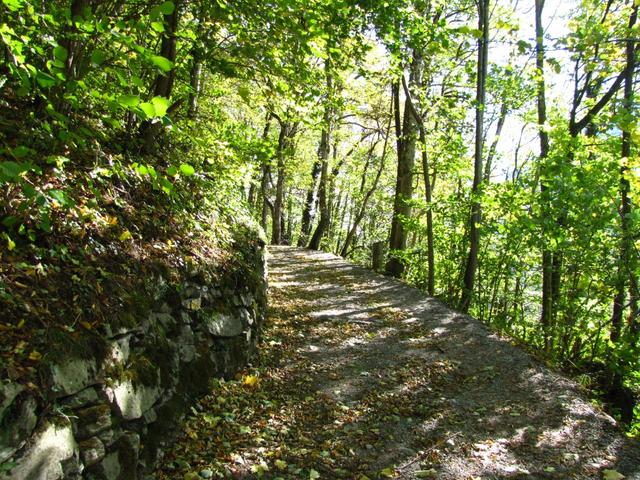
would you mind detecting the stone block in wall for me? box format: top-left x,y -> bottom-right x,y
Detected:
0,393 -> 37,463
61,387 -> 100,410
74,404 -> 113,440
85,431 -> 139,480
106,379 -> 161,421
79,437 -> 105,468
47,358 -> 99,398
2,419 -> 78,480
201,310 -> 244,337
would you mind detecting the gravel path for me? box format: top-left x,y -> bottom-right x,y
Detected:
266,246 -> 640,479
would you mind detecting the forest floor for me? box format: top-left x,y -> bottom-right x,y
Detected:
158,246 -> 640,480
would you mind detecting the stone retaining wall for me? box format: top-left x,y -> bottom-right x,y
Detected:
0,238 -> 267,479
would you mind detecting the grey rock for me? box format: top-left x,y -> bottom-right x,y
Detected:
0,382 -> 23,422
109,379 -> 161,420
149,312 -> 175,329
3,420 -> 77,480
61,387 -> 99,410
74,404 -> 112,439
0,394 -> 37,463
48,358 -> 98,398
79,437 -> 105,467
142,408 -> 157,424
175,325 -> 196,362
95,451 -> 121,480
202,311 -> 243,337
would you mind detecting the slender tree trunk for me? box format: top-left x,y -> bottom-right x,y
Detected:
308,133 -> 331,249
154,1 -> 180,99
309,72 -> 333,250
188,47 -> 203,118
386,54 -> 422,277
298,159 -> 322,246
341,109 -> 391,257
535,0 -> 553,351
612,3 -> 638,342
272,121 -> 298,245
272,125 -> 287,244
420,127 -> 435,296
140,0 -> 180,151
260,164 -> 273,232
460,0 -> 489,312
483,101 -> 508,182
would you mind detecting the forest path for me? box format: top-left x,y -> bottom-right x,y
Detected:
159,246 -> 640,479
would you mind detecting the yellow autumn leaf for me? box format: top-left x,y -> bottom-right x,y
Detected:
275,459 -> 287,470
28,350 -> 42,361
119,229 -> 132,241
242,374 -> 260,388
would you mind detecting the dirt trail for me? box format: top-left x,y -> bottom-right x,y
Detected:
159,246 -> 640,479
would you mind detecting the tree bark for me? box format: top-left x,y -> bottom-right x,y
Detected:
272,120 -> 298,245
460,0 -> 489,312
308,71 -> 334,250
611,3 -> 638,342
534,0 -> 554,351
297,159 -> 322,246
386,54 -> 422,277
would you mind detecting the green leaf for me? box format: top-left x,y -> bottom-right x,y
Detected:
36,71 -> 57,88
2,0 -> 24,12
139,102 -> 156,118
117,94 -> 140,107
47,189 -> 70,207
179,164 -> 195,176
90,50 -> 107,65
151,55 -> 173,72
12,145 -> 30,158
151,96 -> 170,117
603,470 -> 625,480
167,166 -> 178,176
0,161 -> 23,179
159,1 -> 175,14
53,45 -> 68,62
2,216 -> 19,228
151,21 -> 165,33
309,470 -> 320,480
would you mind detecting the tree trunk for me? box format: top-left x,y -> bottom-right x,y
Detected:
308,72 -> 334,250
420,127 -> 435,296
460,0 -> 489,312
188,47 -> 203,118
297,159 -> 322,246
153,1 -> 180,99
611,3 -> 638,342
386,54 -> 422,277
534,0 -> 554,350
340,90 -> 393,258
272,121 -> 298,245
